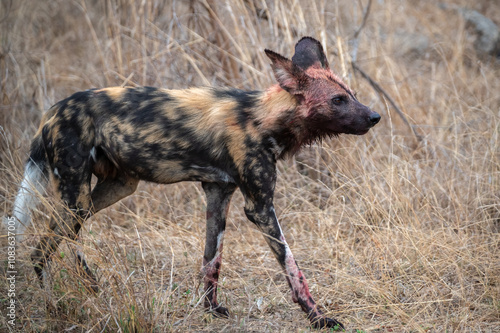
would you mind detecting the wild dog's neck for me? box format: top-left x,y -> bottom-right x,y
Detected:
257,85 -> 310,157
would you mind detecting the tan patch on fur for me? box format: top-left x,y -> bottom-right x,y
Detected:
257,85 -> 298,129
226,127 -> 247,171
168,88 -> 240,158
169,88 -> 233,126
95,87 -> 127,102
118,121 -> 137,136
35,105 -> 58,137
142,123 -> 167,145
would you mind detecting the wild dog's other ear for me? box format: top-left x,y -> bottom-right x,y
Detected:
291,37 -> 329,70
265,49 -> 307,93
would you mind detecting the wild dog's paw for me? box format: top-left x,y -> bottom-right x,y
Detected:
82,278 -> 99,294
310,316 -> 345,331
208,305 -> 230,318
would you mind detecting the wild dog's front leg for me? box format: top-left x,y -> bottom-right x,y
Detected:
201,182 -> 236,317
244,203 -> 345,330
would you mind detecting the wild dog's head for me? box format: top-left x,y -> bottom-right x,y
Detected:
265,37 -> 380,137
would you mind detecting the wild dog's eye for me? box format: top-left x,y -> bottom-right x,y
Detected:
331,96 -> 345,105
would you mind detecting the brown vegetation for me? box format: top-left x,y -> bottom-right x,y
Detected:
1,0 -> 499,331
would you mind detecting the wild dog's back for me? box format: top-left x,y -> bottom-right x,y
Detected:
38,86 -> 265,185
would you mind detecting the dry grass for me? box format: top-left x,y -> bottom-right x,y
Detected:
1,0 -> 499,332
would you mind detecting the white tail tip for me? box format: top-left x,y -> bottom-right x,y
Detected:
8,161 -> 47,242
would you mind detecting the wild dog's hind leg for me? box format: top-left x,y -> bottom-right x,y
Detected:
31,201 -> 93,287
30,152 -> 93,289
201,182 -> 236,317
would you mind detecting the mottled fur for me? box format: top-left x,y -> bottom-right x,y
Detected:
10,37 -> 380,329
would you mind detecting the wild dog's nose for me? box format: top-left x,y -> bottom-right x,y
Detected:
369,113 -> 381,126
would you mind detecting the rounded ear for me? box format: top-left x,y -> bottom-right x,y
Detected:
265,49 -> 307,94
291,37 -> 329,70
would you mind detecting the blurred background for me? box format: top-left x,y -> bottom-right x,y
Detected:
1,0 -> 499,331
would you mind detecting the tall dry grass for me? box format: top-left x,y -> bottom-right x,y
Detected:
1,0 -> 499,332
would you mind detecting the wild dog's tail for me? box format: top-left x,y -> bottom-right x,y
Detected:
9,135 -> 49,242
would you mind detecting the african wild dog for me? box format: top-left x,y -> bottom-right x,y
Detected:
9,37 -> 380,329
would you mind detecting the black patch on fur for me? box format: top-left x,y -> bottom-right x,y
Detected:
213,89 -> 260,126
29,136 -> 47,164
125,87 -> 173,124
